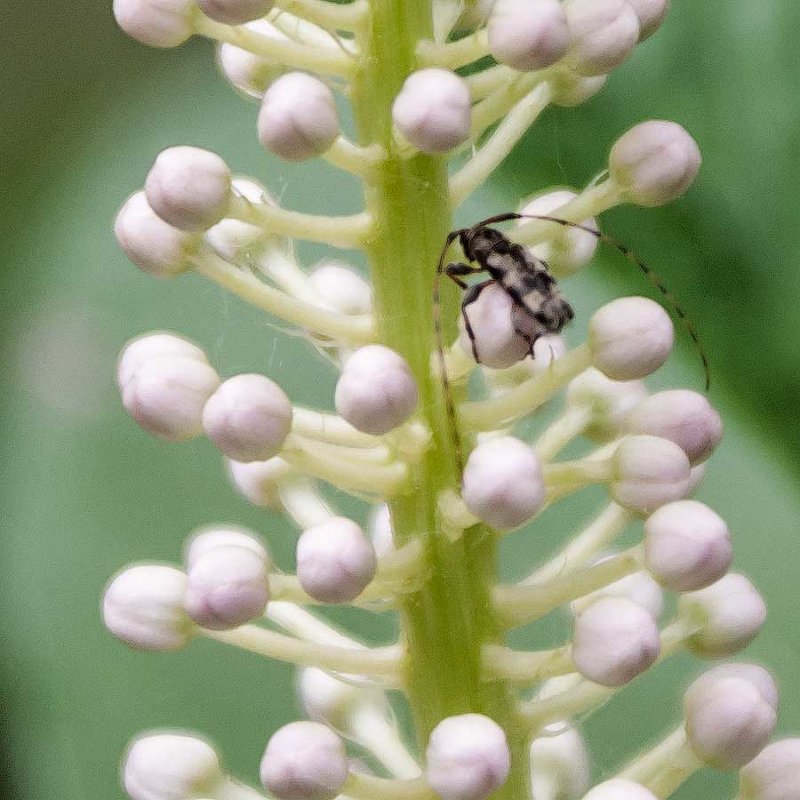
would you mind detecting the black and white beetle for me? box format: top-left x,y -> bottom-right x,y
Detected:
433,212 -> 710,475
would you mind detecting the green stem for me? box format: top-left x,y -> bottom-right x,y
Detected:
350,3 -> 531,799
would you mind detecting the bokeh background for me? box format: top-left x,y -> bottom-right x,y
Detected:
2,1 -> 799,799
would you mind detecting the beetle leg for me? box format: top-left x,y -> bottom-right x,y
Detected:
445,261 -> 483,290
461,279 -> 493,362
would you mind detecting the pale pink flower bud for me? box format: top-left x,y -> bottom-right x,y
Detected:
198,0 -> 274,26
296,517 -> 377,603
260,721 -> 349,800
218,24 -> 285,100
644,500 -> 732,591
573,565 -> 664,620
488,0 -> 571,71
202,373 -> 293,462
103,564 -> 192,651
564,0 -> 640,76
115,191 -> 199,277
145,146 -> 232,232
583,779 -> 658,800
392,69 -> 471,153
679,573 -> 766,658
425,714 -> 511,800
684,668 -> 778,769
739,738 -> 800,800
572,596 -> 660,686
624,390 -> 723,464
609,121 -> 701,207
462,436 -> 546,531
117,332 -> 205,392
687,664 -> 779,717
566,368 -> 648,441
627,0 -> 670,40
226,456 -> 294,508
258,72 -> 339,162
113,0 -> 194,48
309,260 -> 373,315
335,345 -> 418,435
519,189 -> 598,277
123,732 -> 223,800
589,297 -> 674,380
185,525 -> 268,568
610,435 -> 691,514
529,725 -> 590,800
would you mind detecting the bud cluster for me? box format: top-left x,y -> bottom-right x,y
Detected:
106,2 -> 796,800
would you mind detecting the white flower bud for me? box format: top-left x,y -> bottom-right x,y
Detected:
573,566 -> 664,620
678,573 -> 766,658
103,564 -> 192,651
688,664 -> 779,717
624,390 -> 722,465
609,121 -> 701,207
258,72 -> 339,162
519,190 -> 598,277
335,346 -> 418,435
462,436 -> 546,531
260,721 -> 349,800
119,344 -> 220,442
566,368 -> 648,441
564,0 -> 640,76
296,517 -> 377,603
644,501 -> 732,591
457,283 -> 534,369
205,176 -> 275,260
185,525 -> 268,569
309,260 -> 373,315
488,0 -> 571,71
115,191 -> 198,277
627,0 -> 670,40
117,332 -> 206,393
113,0 -> 195,48
550,72 -> 607,107
684,669 -> 777,770
529,724 -> 590,800
392,68 -> 471,154
739,738 -> 800,800
425,714 -> 511,800
123,732 -> 223,800
218,27 -> 285,100
582,779 -> 658,800
368,503 -> 394,557
588,297 -> 674,381
202,373 -> 293,463
145,146 -> 232,232
185,544 -> 269,629
198,0 -> 274,26
610,435 -> 691,514
226,456 -> 294,507
572,596 -> 660,686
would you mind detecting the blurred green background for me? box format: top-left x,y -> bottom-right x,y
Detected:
1,1 -> 799,799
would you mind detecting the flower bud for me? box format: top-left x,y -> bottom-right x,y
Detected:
113,0 -> 195,48
202,373 -> 293,462
103,564 -> 192,651
198,0 -> 274,25
550,72 -> 607,107
335,346 -> 418,435
296,517 -> 377,603
218,24 -> 286,100
610,435 -> 691,514
392,69 -> 471,153
678,573 -> 766,658
425,714 -> 511,800
226,456 -> 294,507
684,668 -> 777,770
529,725 -> 590,800
368,503 -> 394,557
573,566 -> 664,620
309,260 -> 373,315
566,368 -> 648,441
582,779 -> 658,800
260,721 -> 349,800
519,190 -> 598,277
627,0 -> 670,40
123,732 -> 223,800
115,191 -> 199,277
609,121 -> 701,207
205,177 -> 271,259
624,390 -> 722,465
462,436 -> 546,530
644,500 -> 732,591
258,72 -> 339,162
117,332 -> 205,392
588,297 -> 674,381
739,738 -> 800,800
145,146 -> 232,232
487,0 -> 571,71
564,0 -> 640,76
572,596 -> 660,686
185,525 -> 268,568
688,663 -> 779,717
